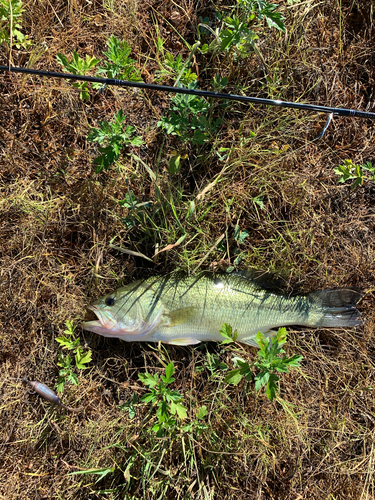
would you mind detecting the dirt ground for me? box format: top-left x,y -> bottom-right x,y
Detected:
1,0 -> 375,498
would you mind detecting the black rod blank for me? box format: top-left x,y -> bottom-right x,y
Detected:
1,64 -> 375,119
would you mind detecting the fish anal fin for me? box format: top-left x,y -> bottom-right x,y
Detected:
166,338 -> 201,346
163,307 -> 198,327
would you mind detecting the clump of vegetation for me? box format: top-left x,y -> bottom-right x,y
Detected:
131,362 -> 187,436
221,325 -> 303,401
334,159 -> 375,190
157,83 -> 221,147
57,35 -> 141,100
94,34 -> 142,82
198,0 -> 285,57
0,0 -> 29,49
87,109 -> 144,172
55,320 -> 92,393
56,51 -> 100,101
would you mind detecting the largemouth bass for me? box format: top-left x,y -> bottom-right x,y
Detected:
82,272 -> 362,347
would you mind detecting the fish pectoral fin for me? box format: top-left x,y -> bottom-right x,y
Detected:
241,330 -> 278,348
163,307 -> 198,327
263,329 -> 278,337
165,338 -> 201,346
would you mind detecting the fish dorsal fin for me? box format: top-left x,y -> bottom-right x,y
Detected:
163,306 -> 198,327
229,269 -> 282,290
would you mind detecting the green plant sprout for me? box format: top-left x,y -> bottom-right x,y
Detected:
238,0 -> 285,31
118,190 -> 152,229
158,82 -> 222,172
181,405 -> 209,435
198,0 -> 285,58
334,159 -> 375,190
94,34 -> 142,82
0,0 -> 29,49
56,51 -> 100,100
57,36 -> 141,100
155,52 -> 197,86
55,320 -> 92,393
136,362 -> 187,437
220,323 -> 239,344
87,110 -> 144,172
222,327 -> 303,401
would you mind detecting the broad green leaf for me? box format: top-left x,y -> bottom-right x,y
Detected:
255,370 -> 270,391
75,350 -> 92,369
197,405 -> 208,419
265,373 -> 279,401
284,354 -> 303,368
138,372 -> 158,387
276,327 -> 287,345
140,393 -> 156,403
170,401 -> 187,419
56,336 -> 74,348
164,363 -> 174,384
220,323 -> 239,343
225,369 -> 243,385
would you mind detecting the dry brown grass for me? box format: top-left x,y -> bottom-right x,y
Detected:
1,0 -> 375,498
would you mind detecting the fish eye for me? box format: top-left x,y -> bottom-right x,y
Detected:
105,297 -> 116,306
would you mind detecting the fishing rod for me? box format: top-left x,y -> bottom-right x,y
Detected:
2,65 -> 375,137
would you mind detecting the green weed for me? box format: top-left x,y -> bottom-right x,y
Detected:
0,0 -> 29,49
56,51 -> 100,100
57,36 -> 141,100
181,405 -> 209,435
94,34 -> 142,83
155,52 -> 197,86
158,82 -> 222,172
198,0 -> 285,58
134,362 -> 187,437
55,320 -> 92,393
87,110 -> 144,172
223,327 -> 303,401
334,159 -> 375,190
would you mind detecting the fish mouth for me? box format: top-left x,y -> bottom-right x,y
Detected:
82,305 -> 118,335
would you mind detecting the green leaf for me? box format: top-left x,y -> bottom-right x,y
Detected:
55,336 -> 74,349
68,372 -> 79,385
225,369 -> 243,385
164,363 -> 175,384
265,373 -> 279,401
75,349 -> 92,369
264,11 -> 285,32
284,354 -> 303,368
276,327 -> 287,345
56,379 -> 66,393
120,392 -> 138,419
255,331 -> 269,353
69,467 -> 115,483
197,405 -> 208,419
141,392 -> 157,404
169,154 -> 181,174
255,369 -> 270,391
170,401 -> 187,419
220,323 -> 239,343
138,372 -> 158,388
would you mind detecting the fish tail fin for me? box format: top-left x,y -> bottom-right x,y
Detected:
307,288 -> 362,328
